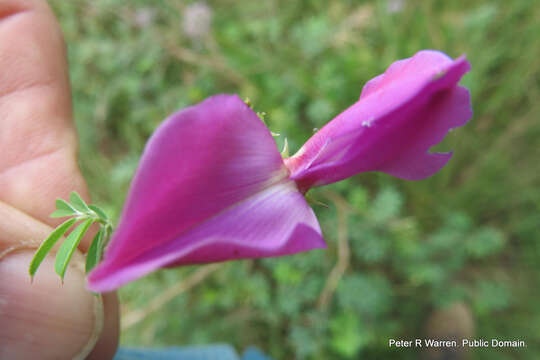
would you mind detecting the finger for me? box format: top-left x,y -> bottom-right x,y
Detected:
0,200 -> 54,251
0,0 -> 89,227
87,292 -> 119,360
0,250 -> 100,360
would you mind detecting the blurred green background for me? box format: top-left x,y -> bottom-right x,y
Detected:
50,0 -> 539,359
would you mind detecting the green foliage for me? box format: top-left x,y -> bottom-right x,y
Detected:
29,192 -> 113,280
49,0 -> 539,359
370,187 -> 403,223
55,219 -> 93,280
336,274 -> 393,317
51,199 -> 78,218
29,218 -> 78,279
69,191 -> 92,213
466,227 -> 505,258
329,312 -> 370,357
86,228 -> 105,273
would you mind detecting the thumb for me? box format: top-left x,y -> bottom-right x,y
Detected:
0,252 -> 102,359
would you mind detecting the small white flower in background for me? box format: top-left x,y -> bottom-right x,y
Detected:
183,2 -> 213,40
387,0 -> 405,14
133,7 -> 157,28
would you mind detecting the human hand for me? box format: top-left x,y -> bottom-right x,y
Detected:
0,0 -> 118,358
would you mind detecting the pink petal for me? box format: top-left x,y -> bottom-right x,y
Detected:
285,50 -> 472,192
88,182 -> 323,292
88,94 -> 324,292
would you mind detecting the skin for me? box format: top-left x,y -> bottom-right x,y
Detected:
0,0 -> 119,358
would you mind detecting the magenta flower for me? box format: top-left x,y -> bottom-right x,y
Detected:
88,50 -> 471,292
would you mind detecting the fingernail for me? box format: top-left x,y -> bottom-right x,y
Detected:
0,250 -> 101,359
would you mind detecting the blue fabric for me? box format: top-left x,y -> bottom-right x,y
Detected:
241,347 -> 273,360
114,344 -> 239,360
113,345 -> 273,360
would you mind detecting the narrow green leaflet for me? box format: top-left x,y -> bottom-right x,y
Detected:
56,198 -> 77,213
85,228 -> 104,273
89,204 -> 109,221
29,218 -> 77,279
55,219 -> 93,280
69,191 -> 91,213
50,209 -> 78,218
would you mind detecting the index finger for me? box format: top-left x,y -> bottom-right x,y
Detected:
0,0 -> 90,231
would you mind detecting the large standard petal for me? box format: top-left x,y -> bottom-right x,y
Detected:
88,94 -> 324,291
88,181 -> 324,292
285,50 -> 472,192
